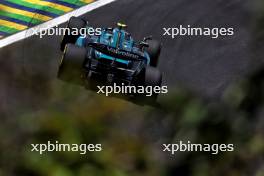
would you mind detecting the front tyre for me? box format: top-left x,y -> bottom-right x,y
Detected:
58,44 -> 87,85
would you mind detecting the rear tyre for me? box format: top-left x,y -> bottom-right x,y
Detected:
145,66 -> 162,86
58,44 -> 87,85
146,40 -> 161,67
134,66 -> 162,103
60,17 -> 87,51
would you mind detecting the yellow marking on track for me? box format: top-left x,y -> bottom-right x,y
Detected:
0,4 -> 51,21
0,19 -> 28,30
23,0 -> 73,12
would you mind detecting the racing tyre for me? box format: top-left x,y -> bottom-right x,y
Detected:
146,40 -> 161,67
60,17 -> 86,51
144,66 -> 162,102
58,44 -> 87,85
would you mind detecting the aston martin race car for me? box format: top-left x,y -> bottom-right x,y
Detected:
58,16 -> 162,102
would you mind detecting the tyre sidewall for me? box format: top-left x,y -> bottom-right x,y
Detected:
58,44 -> 87,85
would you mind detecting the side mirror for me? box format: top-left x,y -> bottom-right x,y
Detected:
143,36 -> 152,42
139,41 -> 149,48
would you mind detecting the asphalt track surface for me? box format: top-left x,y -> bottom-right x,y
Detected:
0,0 -> 262,114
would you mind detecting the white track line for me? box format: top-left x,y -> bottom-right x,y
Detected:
0,0 -> 116,48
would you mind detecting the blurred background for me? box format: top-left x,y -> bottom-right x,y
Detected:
0,0 -> 264,175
